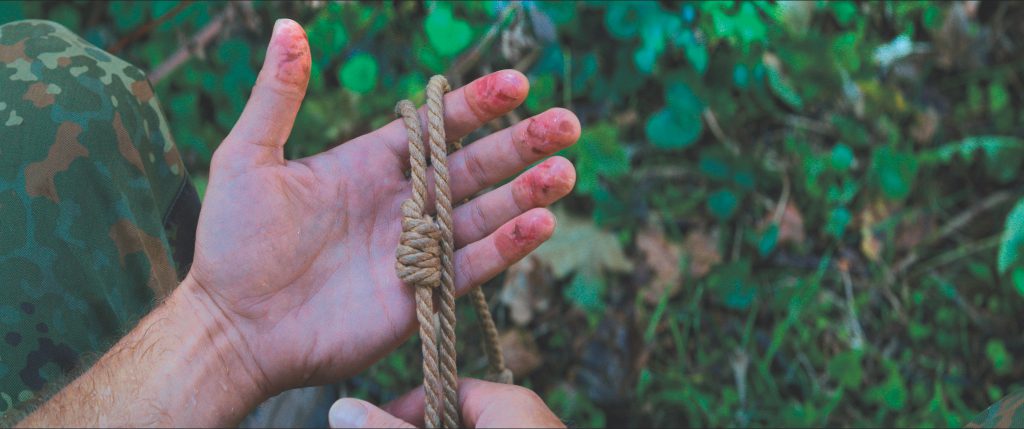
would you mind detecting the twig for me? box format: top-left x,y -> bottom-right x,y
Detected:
840,268 -> 865,350
703,108 -> 741,155
907,234 -> 1003,280
148,1 -> 256,84
448,4 -> 517,87
109,0 -> 194,54
894,191 -> 1013,273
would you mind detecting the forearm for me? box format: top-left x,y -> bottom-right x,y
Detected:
17,278 -> 268,427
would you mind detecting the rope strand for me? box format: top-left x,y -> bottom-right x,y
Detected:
394,75 -> 512,429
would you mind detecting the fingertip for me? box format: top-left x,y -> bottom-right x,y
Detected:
465,69 -> 530,120
495,208 -> 554,261
550,107 -> 582,143
545,156 -> 577,195
266,18 -> 311,89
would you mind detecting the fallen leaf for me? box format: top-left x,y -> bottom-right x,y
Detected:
896,214 -> 935,250
499,256 -> 554,326
859,201 -> 891,262
684,230 -> 721,278
910,108 -> 939,144
761,202 -> 806,246
531,210 -> 633,279
499,329 -> 543,379
636,229 -> 683,304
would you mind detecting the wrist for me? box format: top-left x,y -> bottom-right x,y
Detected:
175,274 -> 274,408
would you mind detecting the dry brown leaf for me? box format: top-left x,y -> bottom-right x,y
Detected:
531,210 -> 633,279
684,230 -> 721,278
499,329 -> 543,379
910,108 -> 939,144
499,256 -> 554,326
636,229 -> 683,304
896,214 -> 935,250
859,201 -> 890,262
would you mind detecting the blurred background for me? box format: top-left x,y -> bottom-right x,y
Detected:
4,0 -> 1024,426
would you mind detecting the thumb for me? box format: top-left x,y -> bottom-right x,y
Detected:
222,18 -> 310,167
329,398 -> 416,429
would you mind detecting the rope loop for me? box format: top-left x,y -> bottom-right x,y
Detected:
395,200 -> 442,288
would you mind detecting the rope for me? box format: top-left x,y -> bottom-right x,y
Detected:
394,75 -> 512,428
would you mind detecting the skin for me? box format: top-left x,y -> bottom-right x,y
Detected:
18,19 -> 576,427
329,379 -> 567,428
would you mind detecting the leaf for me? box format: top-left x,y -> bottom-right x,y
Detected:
524,74 -> 556,114
870,146 -> 918,200
339,53 -> 378,94
827,207 -> 852,238
707,189 -> 738,220
997,198 -> 1024,273
604,3 -> 649,39
499,329 -> 544,378
425,6 -> 472,57
830,143 -> 855,171
828,350 -> 863,388
764,57 -> 803,110
564,123 -> 629,195
646,83 -> 703,149
532,211 -> 632,312
637,229 -> 683,304
986,339 -> 1013,375
684,230 -> 721,278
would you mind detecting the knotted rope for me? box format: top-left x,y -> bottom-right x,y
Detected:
395,75 -> 512,429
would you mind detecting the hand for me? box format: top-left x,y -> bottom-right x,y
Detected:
328,379 -> 565,428
183,19 -> 579,396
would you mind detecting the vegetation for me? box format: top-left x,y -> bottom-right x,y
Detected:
4,1 -> 1024,426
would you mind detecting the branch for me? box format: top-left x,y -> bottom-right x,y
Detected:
108,1 -> 194,55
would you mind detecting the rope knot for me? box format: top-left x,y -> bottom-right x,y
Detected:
396,199 -> 442,289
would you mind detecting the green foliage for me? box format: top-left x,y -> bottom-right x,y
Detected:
8,1 -> 1024,427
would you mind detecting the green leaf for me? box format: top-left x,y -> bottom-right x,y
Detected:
990,81 -> 1010,112
986,339 -> 1013,375
880,371 -> 907,410
827,207 -> 852,238
998,198 -> 1024,273
1012,267 -> 1024,297
605,3 -> 649,39
707,189 -> 738,220
759,224 -> 779,256
870,146 -> 918,200
646,83 -> 703,149
646,109 -> 697,149
524,74 -> 556,114
564,273 -> 604,313
339,53 -> 378,94
830,143 -> 854,171
564,123 -> 629,195
425,6 -> 472,57
766,65 -> 803,110
828,350 -> 863,388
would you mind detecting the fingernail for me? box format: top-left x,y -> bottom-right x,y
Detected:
272,19 -> 286,37
329,399 -> 368,428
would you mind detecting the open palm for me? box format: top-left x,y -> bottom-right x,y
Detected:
185,20 -> 579,395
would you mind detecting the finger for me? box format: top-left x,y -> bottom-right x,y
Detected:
383,379 -> 563,428
347,70 -> 529,166
453,208 -> 555,296
453,157 -> 575,248
433,107 -> 581,203
220,19 -> 311,167
329,398 -> 415,428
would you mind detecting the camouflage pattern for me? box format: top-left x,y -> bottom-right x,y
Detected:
967,391 -> 1024,428
0,19 -> 198,416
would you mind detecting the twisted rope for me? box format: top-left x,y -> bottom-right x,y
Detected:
394,75 -> 512,428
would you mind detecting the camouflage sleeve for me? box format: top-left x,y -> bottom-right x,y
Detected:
967,391 -> 1024,428
0,19 -> 199,416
